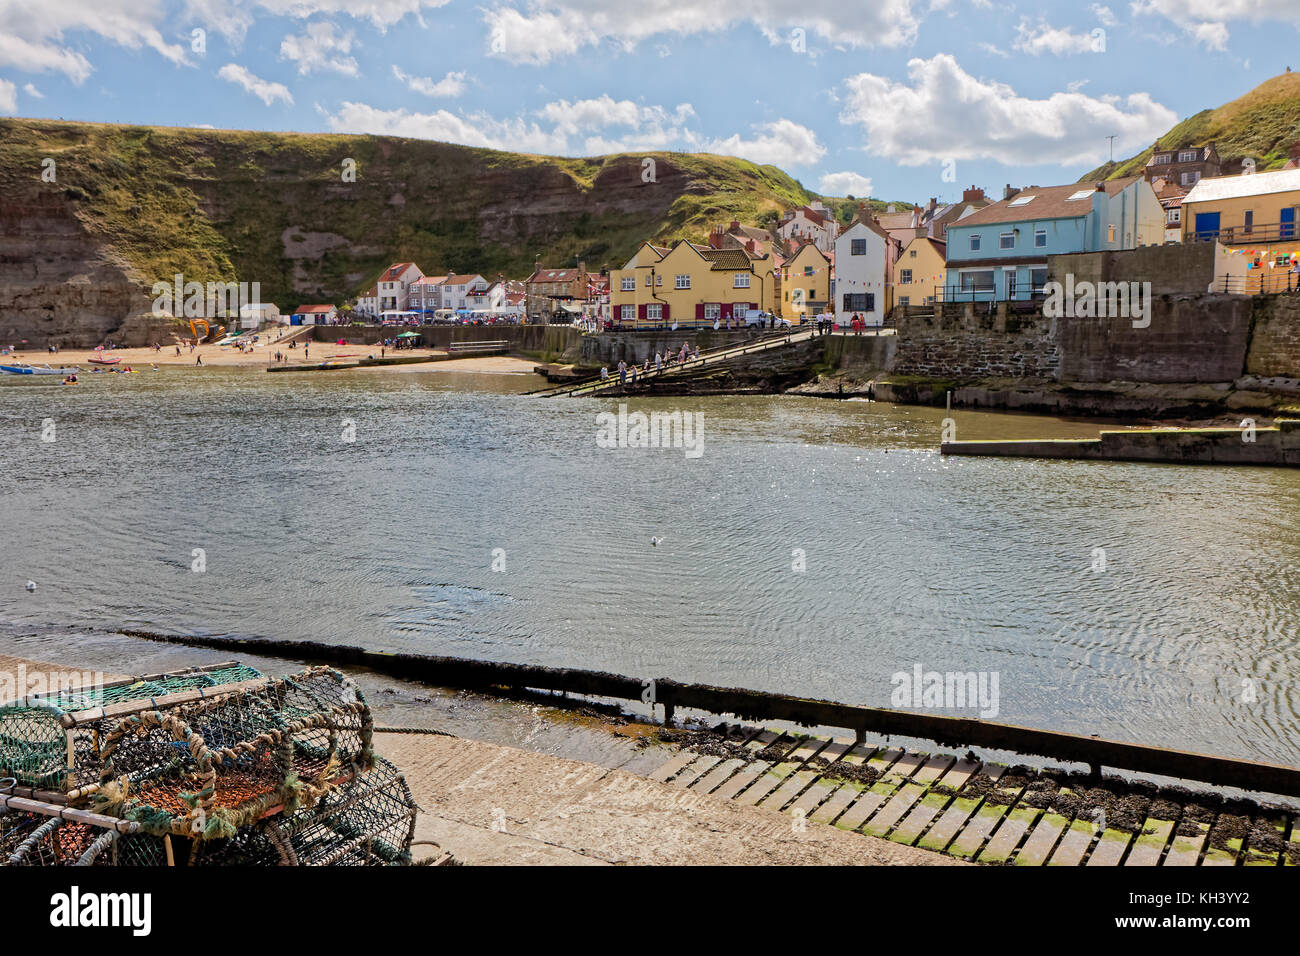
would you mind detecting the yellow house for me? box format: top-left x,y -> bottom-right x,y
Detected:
892,236 -> 947,308
779,242 -> 831,323
1182,168 -> 1300,291
608,240 -> 774,327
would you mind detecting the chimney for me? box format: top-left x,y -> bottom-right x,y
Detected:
578,260 -> 586,277
534,259 -> 542,277
1095,181 -> 1106,192
709,225 -> 723,249
962,186 -> 985,203
729,219 -> 740,232
928,197 -> 937,213
1003,183 -> 1019,200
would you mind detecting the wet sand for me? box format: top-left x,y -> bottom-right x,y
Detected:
2,346 -> 538,374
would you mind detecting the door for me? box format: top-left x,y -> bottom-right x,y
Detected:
1194,212 -> 1220,241
1282,207 -> 1295,241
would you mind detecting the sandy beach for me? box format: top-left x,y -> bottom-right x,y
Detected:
1,344 -> 539,374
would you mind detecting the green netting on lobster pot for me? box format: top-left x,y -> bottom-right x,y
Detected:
0,706 -> 68,789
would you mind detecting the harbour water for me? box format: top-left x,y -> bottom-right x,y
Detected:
2,365 -> 1299,765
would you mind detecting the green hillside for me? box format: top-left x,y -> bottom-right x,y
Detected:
0,117 -> 878,311
1081,72 -> 1300,182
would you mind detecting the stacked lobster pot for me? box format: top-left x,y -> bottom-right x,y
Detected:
0,661 -> 420,866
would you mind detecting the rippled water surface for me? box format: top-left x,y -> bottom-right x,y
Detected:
2,365 -> 1298,764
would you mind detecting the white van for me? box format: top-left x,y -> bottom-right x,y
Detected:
741,309 -> 790,329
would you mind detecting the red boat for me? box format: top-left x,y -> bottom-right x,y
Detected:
87,355 -> 121,365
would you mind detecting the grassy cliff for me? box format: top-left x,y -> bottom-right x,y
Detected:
1081,72 -> 1300,182
0,117 -> 852,312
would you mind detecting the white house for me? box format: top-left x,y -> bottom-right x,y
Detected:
832,216 -> 891,327
374,262 -> 424,313
291,304 -> 338,325
778,203 -> 840,254
466,280 -> 506,312
439,274 -> 488,311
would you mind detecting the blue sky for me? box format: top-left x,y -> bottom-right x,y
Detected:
1,1 -> 1296,205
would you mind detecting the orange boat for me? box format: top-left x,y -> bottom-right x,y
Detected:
87,355 -> 120,366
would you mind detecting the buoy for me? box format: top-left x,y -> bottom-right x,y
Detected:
650,537 -> 662,547
25,581 -> 36,592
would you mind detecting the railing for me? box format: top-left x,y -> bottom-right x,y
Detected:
1208,271 -> 1300,295
446,339 -> 508,353
1191,222 -> 1300,245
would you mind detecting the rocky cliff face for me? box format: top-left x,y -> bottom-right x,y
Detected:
0,118 -> 813,347
0,188 -> 149,348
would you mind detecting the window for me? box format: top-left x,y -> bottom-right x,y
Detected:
620,305 -> 635,320
851,239 -> 866,255
1000,232 -> 1015,249
1030,268 -> 1048,294
733,273 -> 750,288
960,270 -> 995,292
646,304 -> 663,321
899,296 -> 910,307
1168,207 -> 1181,224
1107,224 -> 1116,242
1009,195 -> 1036,206
674,274 -> 690,289
1154,154 -> 1170,164
645,274 -> 653,287
804,266 -> 815,277
909,249 -> 917,258
704,303 -> 721,320
1035,228 -> 1047,248
1244,210 -> 1254,234
842,293 -> 874,311
1066,189 -> 1095,202
621,277 -> 634,291
969,234 -> 981,252
1179,150 -> 1199,163
900,269 -> 913,284
1181,171 -> 1199,186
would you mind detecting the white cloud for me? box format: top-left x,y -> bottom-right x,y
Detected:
1130,0 -> 1299,50
539,95 -> 696,153
280,21 -> 358,76
326,102 -> 569,153
187,0 -> 454,43
1013,18 -> 1104,55
482,0 -> 921,66
22,81 -> 42,98
0,0 -> 186,82
818,171 -> 874,197
979,41 -> 1008,57
0,78 -> 15,113
839,54 -> 1178,167
706,119 -> 825,168
217,63 -> 294,106
1091,4 -> 1117,27
392,66 -> 467,97
323,97 -> 821,169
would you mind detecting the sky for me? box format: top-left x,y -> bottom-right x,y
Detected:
1,1 -> 1297,205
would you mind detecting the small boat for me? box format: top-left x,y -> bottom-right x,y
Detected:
87,355 -> 121,366
1,364 -> 81,376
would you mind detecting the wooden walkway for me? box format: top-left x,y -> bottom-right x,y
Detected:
531,326 -> 818,398
648,725 -> 1300,867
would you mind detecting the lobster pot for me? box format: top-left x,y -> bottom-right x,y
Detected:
88,667 -> 374,838
0,795 -> 144,866
0,662 -> 263,794
266,757 -> 418,866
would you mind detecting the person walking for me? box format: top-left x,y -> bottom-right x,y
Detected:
618,360 -> 627,387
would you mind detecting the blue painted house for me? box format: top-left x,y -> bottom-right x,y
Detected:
943,177 -> 1163,301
